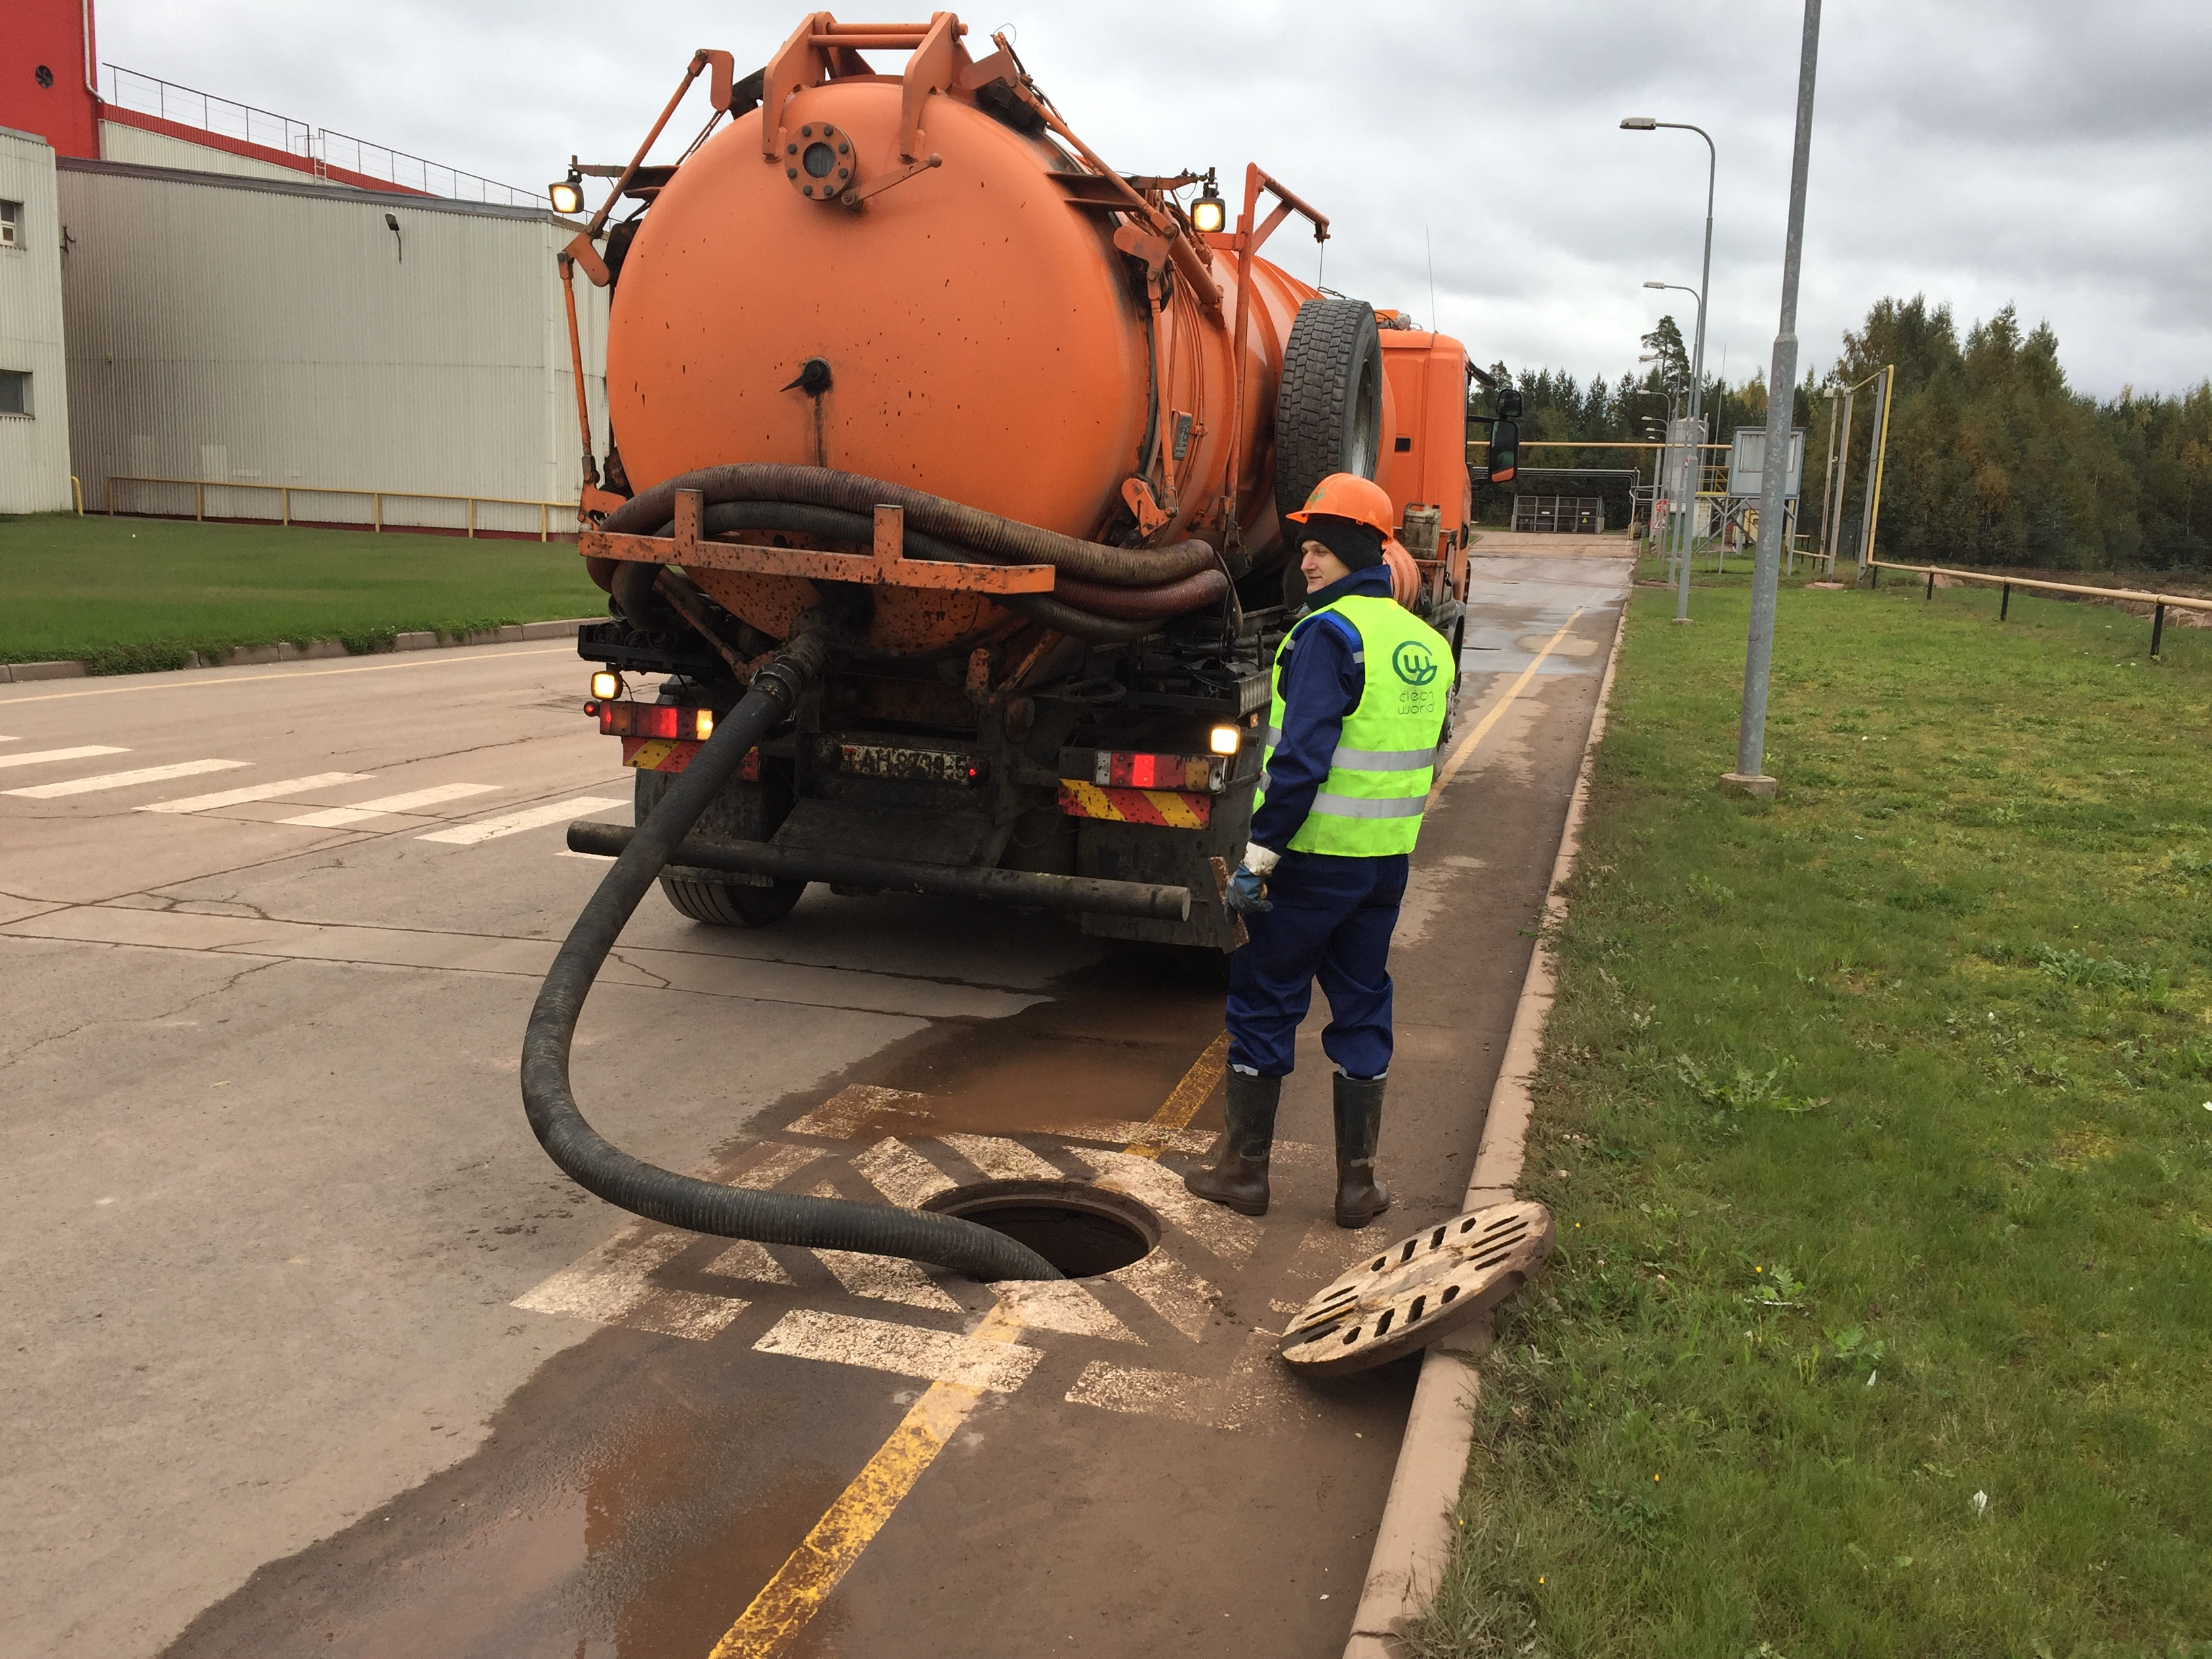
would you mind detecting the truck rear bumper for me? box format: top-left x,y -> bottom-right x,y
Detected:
565,821 -> 1192,922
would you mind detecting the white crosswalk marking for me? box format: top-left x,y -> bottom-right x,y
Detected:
814,1249 -> 965,1311
753,1309 -> 1041,1392
0,745 -> 127,771
992,1279 -> 1138,1342
704,1239 -> 794,1286
6,758 -> 247,799
787,1084 -> 935,1139
939,1133 -> 1065,1182
851,1136 -> 957,1208
1104,1248 -> 1219,1343
1071,1148 -> 1260,1263
418,796 -> 626,846
280,782 -> 498,827
138,773 -> 373,814
730,1143 -> 823,1190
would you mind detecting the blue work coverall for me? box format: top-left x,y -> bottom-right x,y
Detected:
1227,561 -> 1415,1081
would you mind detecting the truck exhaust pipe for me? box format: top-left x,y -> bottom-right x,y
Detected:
521,618 -> 1065,1282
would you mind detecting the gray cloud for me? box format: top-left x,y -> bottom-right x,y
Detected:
96,0 -> 2211,396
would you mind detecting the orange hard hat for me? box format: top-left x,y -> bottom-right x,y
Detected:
1286,472 -> 1395,537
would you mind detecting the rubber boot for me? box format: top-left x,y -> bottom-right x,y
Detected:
1184,1070 -> 1280,1216
1332,1071 -> 1392,1229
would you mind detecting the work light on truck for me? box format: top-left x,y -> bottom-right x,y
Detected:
549,179 -> 585,216
1190,190 -> 1226,234
1208,724 -> 1242,756
590,671 -> 621,700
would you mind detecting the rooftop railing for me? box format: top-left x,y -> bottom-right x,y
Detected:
101,65 -> 538,209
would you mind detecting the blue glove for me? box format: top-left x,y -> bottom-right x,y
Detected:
1224,863 -> 1273,915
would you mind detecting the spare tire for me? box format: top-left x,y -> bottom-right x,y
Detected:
1274,298 -> 1385,521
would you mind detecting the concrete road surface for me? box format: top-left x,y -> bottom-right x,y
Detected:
0,550 -> 1629,1658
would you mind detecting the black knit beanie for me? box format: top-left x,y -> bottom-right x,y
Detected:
1296,512 -> 1385,571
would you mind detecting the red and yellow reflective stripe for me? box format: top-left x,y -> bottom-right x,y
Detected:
1055,779 -> 1210,829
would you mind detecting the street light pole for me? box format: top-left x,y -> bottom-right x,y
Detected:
1622,115 -> 1718,621
1725,0 -> 1822,798
1644,279 -> 1707,618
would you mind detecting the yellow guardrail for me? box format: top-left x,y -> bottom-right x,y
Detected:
104,475 -> 575,541
1869,556 -> 2212,657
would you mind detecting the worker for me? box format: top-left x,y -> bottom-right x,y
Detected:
1186,473 -> 1454,1228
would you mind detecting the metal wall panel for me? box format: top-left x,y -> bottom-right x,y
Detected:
55,161 -> 608,534
0,129 -> 76,513
98,122 -> 306,184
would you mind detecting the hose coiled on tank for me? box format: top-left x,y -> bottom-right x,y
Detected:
520,615 -> 1064,1283
602,464 -> 1220,588
679,501 -> 1222,644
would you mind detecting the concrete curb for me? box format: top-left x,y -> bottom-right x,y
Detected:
1343,598 -> 1630,1659
0,618 -> 595,684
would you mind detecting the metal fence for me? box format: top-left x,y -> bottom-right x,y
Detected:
101,66 -> 537,207
106,475 -> 575,541
1511,495 -> 1607,534
1868,557 -> 2212,659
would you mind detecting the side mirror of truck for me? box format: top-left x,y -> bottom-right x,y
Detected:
1487,419 -> 1520,485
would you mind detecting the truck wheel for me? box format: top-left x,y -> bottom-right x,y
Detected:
635,769 -> 806,928
1274,298 -> 1385,522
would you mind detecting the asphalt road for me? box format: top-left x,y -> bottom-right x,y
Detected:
0,547 -> 1630,1658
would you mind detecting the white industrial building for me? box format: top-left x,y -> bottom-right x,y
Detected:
1,3 -> 611,537
58,159 -> 608,536
0,125 -> 74,514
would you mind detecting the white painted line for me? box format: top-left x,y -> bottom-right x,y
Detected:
992,1279 -> 1138,1343
789,1084 -> 935,1139
0,744 -> 128,771
418,796 -> 626,846
279,782 -> 498,827
728,1142 -> 823,1191
851,1136 -> 957,1208
814,1249 -> 965,1311
704,1239 -> 795,1286
138,772 -> 372,814
512,1223 -> 749,1343
938,1133 -> 1064,1183
5,758 -> 247,798
1071,1148 -> 1259,1263
1055,1119 -> 1218,1156
514,1228 -> 691,1326
1065,1359 -> 1213,1425
753,1309 -> 1041,1392
1105,1248 -> 1220,1343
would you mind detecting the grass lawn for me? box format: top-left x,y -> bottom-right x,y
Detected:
0,512 -> 605,673
1414,566 -> 2211,1658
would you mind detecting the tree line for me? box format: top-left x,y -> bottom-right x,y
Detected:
1479,298 -> 2211,571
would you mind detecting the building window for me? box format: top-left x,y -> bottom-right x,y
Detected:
0,371 -> 29,417
0,201 -> 21,248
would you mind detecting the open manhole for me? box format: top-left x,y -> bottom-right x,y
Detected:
922,1180 -> 1158,1279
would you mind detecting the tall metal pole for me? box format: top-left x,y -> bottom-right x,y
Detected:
1727,0 -> 1820,796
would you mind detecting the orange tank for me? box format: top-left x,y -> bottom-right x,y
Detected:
589,16 -> 1388,657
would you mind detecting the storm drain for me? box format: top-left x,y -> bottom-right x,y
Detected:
923,1180 -> 1159,1279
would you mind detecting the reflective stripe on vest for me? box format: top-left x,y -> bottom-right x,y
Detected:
1252,593 -> 1454,857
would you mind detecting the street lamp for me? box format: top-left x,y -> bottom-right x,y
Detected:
1622,116 -> 1717,617
1643,280 -> 1706,614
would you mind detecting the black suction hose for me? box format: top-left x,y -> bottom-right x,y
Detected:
520,621 -> 1064,1282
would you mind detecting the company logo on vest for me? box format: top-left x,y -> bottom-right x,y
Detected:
1391,640 -> 1439,688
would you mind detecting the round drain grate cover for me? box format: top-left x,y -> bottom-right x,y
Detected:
1278,1200 -> 1556,1377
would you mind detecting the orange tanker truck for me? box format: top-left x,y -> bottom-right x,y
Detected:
549,11 -> 1520,958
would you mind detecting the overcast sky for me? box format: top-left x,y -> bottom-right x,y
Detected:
95,0 -> 2212,401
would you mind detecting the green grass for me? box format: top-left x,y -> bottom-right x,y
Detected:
0,512 -> 604,673
1412,567 -> 2212,1658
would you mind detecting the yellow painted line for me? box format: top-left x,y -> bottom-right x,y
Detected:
708,1031 -> 1230,1657
1122,1031 -> 1228,1161
1428,608 -> 1584,803
0,645 -> 575,703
